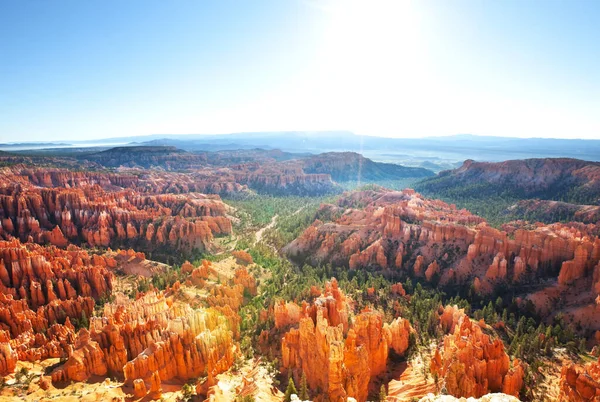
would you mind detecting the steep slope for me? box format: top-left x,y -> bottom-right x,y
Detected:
416,158 -> 600,205
279,279 -> 412,402
504,199 -> 600,224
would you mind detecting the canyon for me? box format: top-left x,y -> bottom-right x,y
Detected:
285,188 -> 600,335
0,149 -> 599,402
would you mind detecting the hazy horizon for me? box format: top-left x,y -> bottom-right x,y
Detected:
5,131 -> 600,147
2,0 -> 599,142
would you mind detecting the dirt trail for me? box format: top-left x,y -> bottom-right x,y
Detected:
254,206 -> 305,246
255,214 -> 279,245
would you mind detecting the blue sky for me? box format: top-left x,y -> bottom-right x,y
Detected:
1,0 -> 599,142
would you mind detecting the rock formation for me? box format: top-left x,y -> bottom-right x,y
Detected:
0,238 -> 113,373
285,188 -> 600,328
559,356 -> 600,401
280,279 -> 412,402
431,312 -> 524,398
50,290 -> 237,386
0,167 -> 233,253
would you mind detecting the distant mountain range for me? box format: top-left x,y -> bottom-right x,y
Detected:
76,146 -> 433,181
3,132 -> 600,173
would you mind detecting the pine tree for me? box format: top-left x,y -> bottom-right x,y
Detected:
495,296 -> 503,311
299,371 -> 309,400
379,384 -> 387,402
284,375 -> 298,402
501,308 -> 508,324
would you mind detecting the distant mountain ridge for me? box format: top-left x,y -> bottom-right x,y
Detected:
80,146 -> 206,169
416,157 -> 600,205
76,146 -> 433,181
301,152 -> 433,181
134,133 -> 600,161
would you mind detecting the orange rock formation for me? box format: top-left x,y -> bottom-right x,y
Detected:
50,290 -> 238,391
0,167 -> 233,253
0,238 -> 113,373
280,279 -> 412,402
285,188 -> 600,328
431,311 -> 524,398
560,356 -> 600,401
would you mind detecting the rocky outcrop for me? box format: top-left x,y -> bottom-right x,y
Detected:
50,328 -> 108,382
49,255 -> 253,386
133,378 -> 148,398
274,301 -> 303,330
0,238 -> 113,372
232,250 -> 253,266
122,307 -> 235,386
285,188 -> 600,323
51,291 -> 237,385
0,342 -> 17,376
559,357 -> 600,401
0,176 -> 232,252
558,245 -> 590,285
281,279 -> 412,402
285,189 -> 483,273
431,313 -> 524,398
387,316 -> 412,355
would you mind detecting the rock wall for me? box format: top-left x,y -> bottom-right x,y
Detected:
285,189 -> 600,325
0,238 -> 113,371
559,357 -> 600,401
280,279 -> 412,402
431,312 -> 524,398
51,291 -> 237,394
0,169 -> 232,252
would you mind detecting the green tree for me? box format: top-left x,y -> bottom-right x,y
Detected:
80,311 -> 89,330
379,384 -> 387,401
299,371 -> 309,400
501,308 -> 508,324
284,375 -> 298,402
180,383 -> 194,401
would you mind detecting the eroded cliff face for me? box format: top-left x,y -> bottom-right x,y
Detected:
287,189 -> 600,288
505,199 -> 600,225
280,279 -> 413,402
0,238 -> 113,373
0,167 -> 233,253
417,158 -> 600,203
285,188 -> 600,331
430,310 -> 524,399
49,258 -> 256,397
560,356 -> 600,401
